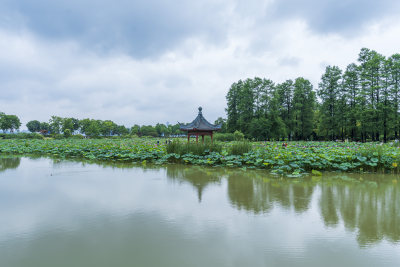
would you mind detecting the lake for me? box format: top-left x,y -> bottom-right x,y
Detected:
0,156 -> 399,267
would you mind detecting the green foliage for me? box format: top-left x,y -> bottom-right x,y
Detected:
140,125 -> 158,137
225,48 -> 400,142
318,65 -> 342,140
293,77 -> 315,140
0,133 -> 43,139
64,129 -> 72,138
49,116 -> 63,134
53,134 -> 64,140
166,140 -> 222,155
62,118 -> 75,134
233,130 -> 245,141
249,117 -> 269,140
26,120 -> 41,132
71,134 -> 85,139
40,122 -> 50,133
0,113 -> 21,132
228,141 -> 252,155
214,133 -> 235,141
1,140 -> 400,175
214,117 -> 227,133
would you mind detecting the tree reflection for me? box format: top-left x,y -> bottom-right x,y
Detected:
318,177 -> 400,246
227,174 -> 314,214
166,165 -> 221,202
319,186 -> 339,226
165,165 -> 399,246
29,156 -> 399,247
0,157 -> 21,172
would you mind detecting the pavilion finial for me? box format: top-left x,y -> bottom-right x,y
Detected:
198,106 -> 202,115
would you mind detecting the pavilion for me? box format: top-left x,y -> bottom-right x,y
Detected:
179,107 -> 221,143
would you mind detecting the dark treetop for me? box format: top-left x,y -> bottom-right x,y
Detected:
179,107 -> 221,131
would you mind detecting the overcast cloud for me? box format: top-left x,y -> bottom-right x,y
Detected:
1,0 -> 400,128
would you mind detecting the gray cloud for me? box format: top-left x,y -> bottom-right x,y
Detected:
267,0 -> 400,35
278,56 -> 301,67
0,0 -> 231,58
1,1 -> 400,128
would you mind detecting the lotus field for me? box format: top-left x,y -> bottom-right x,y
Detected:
1,138 -> 400,175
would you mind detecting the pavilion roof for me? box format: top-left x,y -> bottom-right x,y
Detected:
179,107 -> 221,131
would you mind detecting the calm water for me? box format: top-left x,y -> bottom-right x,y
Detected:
0,156 -> 399,267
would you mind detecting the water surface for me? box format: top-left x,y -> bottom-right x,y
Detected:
0,156 -> 399,267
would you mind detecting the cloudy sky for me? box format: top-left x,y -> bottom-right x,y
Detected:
1,0 -> 400,128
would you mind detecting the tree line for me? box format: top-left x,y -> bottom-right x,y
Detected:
25,116 -> 182,138
0,113 -> 186,138
225,48 -> 400,142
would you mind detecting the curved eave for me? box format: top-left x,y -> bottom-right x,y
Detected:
179,127 -> 221,131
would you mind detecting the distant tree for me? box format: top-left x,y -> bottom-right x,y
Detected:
0,113 -> 21,133
79,119 -> 91,135
61,118 -> 74,134
113,125 -> 129,136
140,125 -> 158,137
214,117 -> 227,133
26,120 -> 41,133
155,123 -> 168,136
169,124 -> 181,135
63,129 -> 72,138
71,118 -> 80,131
49,116 -> 63,134
86,120 -> 101,137
101,120 -> 116,136
40,122 -> 50,133
131,124 -> 141,136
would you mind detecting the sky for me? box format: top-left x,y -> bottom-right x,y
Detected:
1,0 -> 400,128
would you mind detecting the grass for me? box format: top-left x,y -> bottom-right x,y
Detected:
228,141 -> 252,155
166,140 -> 222,155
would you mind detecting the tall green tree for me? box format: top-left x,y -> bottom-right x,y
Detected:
276,80 -> 294,139
226,81 -> 241,132
358,48 -> 386,141
318,66 -> 342,140
388,54 -> 400,139
342,63 -> 359,140
237,79 -> 255,136
293,77 -> 315,140
268,89 -> 286,140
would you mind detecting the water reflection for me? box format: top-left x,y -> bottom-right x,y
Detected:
166,166 -> 400,245
1,156 -> 399,249
0,157 -> 21,172
166,166 -> 221,202
319,178 -> 400,246
227,176 -> 315,214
